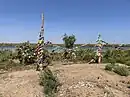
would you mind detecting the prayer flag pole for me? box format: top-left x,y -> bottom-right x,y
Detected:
35,13 -> 45,71
96,33 -> 107,64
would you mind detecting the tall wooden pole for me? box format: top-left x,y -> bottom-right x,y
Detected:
40,13 -> 44,39
96,33 -> 107,64
35,13 -> 45,71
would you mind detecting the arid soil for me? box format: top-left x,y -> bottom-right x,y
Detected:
0,70 -> 43,97
0,63 -> 130,97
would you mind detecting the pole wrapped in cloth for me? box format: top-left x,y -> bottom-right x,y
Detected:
35,13 -> 45,71
96,33 -> 107,64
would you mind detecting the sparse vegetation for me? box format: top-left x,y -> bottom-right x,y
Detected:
74,48 -> 95,62
39,68 -> 61,97
1,40 -> 130,75
113,65 -> 129,76
1,43 -> 130,97
0,42 -> 36,70
105,63 -> 115,71
0,50 -> 21,70
105,63 -> 130,76
128,67 -> 130,71
0,50 -> 14,62
103,49 -> 130,66
0,60 -> 21,70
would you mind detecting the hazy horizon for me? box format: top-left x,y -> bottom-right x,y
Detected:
0,0 -> 130,44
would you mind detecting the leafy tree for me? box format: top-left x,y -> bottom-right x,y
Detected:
62,33 -> 76,49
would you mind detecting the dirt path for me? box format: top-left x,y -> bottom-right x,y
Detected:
0,63 -> 130,97
0,70 -> 43,97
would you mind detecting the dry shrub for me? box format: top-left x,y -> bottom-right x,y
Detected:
113,65 -> 129,76
39,68 -> 61,97
105,63 -> 115,71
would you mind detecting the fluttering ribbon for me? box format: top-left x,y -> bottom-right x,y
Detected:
35,13 -> 45,71
35,33 -> 44,71
96,33 -> 107,59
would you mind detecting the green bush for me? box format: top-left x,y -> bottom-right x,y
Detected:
51,47 -> 130,65
0,60 -> 21,70
105,63 -> 115,71
0,50 -> 13,62
15,42 -> 36,64
51,52 -> 63,61
62,33 -> 76,49
74,48 -> 95,62
0,50 -> 23,70
103,49 -> 130,66
125,60 -> 130,66
39,68 -> 61,97
113,66 -> 129,76
128,67 -> 130,71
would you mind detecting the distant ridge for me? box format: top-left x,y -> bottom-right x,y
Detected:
0,43 -> 130,47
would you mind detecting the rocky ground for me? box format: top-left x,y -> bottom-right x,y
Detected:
53,64 -> 130,97
0,63 -> 130,97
